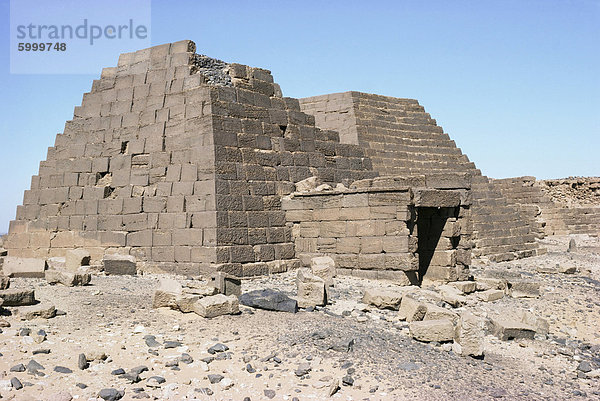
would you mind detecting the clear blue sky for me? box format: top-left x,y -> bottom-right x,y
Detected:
0,0 -> 598,234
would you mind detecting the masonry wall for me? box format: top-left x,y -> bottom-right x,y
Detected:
284,175 -> 472,284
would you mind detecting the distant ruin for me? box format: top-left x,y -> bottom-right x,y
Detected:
4,40 -> 599,278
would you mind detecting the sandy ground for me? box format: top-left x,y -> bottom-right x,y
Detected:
0,234 -> 599,400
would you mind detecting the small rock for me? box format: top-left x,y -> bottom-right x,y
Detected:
208,374 -> 224,384
32,348 -> 51,354
239,289 -> 298,313
11,377 -> 23,390
98,388 -> 125,401
10,363 -> 25,372
31,329 -> 47,343
328,378 -> 340,396
220,377 -> 234,390
577,361 -> 593,373
342,375 -> 354,386
143,335 -> 161,348
146,376 -> 166,387
111,368 -> 126,375
54,366 -> 73,374
208,343 -> 229,354
264,389 -> 276,399
476,289 -> 504,302
47,391 -> 73,401
164,340 -> 182,349
78,353 -> 88,370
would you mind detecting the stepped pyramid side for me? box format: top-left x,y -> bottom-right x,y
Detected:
300,92 -> 543,261
4,40 -> 377,276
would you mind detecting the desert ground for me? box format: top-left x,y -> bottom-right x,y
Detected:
0,234 -> 599,401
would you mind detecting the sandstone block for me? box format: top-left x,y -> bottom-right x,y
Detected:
424,304 -> 459,323
46,257 -> 66,270
491,318 -> 536,340
310,256 -> 336,287
65,249 -> 91,271
175,294 -> 201,313
508,280 -> 540,298
152,278 -> 183,309
209,272 -> 241,296
103,254 -> 137,275
476,277 -> 507,290
362,288 -> 403,310
295,176 -> 320,192
398,296 -> 427,322
476,289 -> 504,302
3,257 -> 46,278
409,319 -> 454,342
45,269 -> 91,287
193,294 -> 239,318
296,269 -> 326,308
437,285 -> 467,307
19,303 -> 56,320
455,311 -> 485,357
448,281 -> 476,294
0,288 -> 36,306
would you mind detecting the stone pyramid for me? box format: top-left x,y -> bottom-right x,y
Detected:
4,40 -> 376,276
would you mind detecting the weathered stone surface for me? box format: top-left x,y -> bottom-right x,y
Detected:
491,318 -> 536,340
455,311 -> 485,357
295,176 -> 321,192
476,277 -> 507,290
508,280 -> 540,298
103,254 -> 137,275
45,269 -> 91,287
175,294 -> 201,313
362,288 -> 403,310
448,281 -> 477,294
2,257 -> 45,278
437,285 -> 467,307
19,303 -> 56,320
516,310 -> 550,336
152,278 -> 183,309
65,249 -> 91,271
239,289 -> 297,313
210,272 -> 241,296
310,256 -> 336,287
398,296 -> 427,322
46,257 -> 66,270
193,294 -> 239,318
409,319 -> 454,342
296,269 -> 326,308
0,275 -> 9,290
476,289 -> 504,302
0,288 -> 36,306
423,304 -> 459,323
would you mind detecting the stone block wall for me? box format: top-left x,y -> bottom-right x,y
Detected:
283,174 -> 472,284
494,176 -> 600,236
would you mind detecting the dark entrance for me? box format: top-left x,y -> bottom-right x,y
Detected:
416,207 -> 459,283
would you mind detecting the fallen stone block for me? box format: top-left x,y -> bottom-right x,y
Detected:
475,277 -> 507,290
295,176 -> 320,192
239,289 -> 297,313
19,303 -> 56,320
508,280 -> 540,298
423,304 -> 459,323
45,269 -> 91,287
362,288 -> 403,310
516,310 -> 549,336
2,257 -> 45,278
455,311 -> 485,357
437,285 -> 467,307
409,319 -> 454,342
476,289 -> 504,302
210,272 -> 241,296
65,249 -> 91,271
0,288 -> 36,306
491,318 -> 536,340
183,281 -> 219,297
152,278 -> 183,309
398,296 -> 427,322
558,263 -> 577,274
175,294 -> 201,313
448,281 -> 477,294
46,257 -> 66,270
103,254 -> 137,275
310,256 -> 336,287
296,269 -> 326,308
0,276 -> 9,290
193,294 -> 239,318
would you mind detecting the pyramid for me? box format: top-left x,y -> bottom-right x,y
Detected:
300,92 -> 542,261
4,40 -> 376,276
